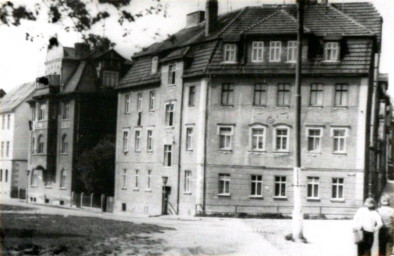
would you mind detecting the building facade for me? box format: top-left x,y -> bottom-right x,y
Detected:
115,0 -> 386,217
27,41 -> 130,205
0,82 -> 35,199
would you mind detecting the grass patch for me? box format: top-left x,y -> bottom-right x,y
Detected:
0,204 -> 35,212
1,213 -> 173,255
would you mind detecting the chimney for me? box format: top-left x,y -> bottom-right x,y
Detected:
186,11 -> 205,28
74,43 -> 90,58
205,0 -> 218,36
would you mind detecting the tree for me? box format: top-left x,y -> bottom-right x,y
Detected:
0,0 -> 165,49
75,134 -> 115,195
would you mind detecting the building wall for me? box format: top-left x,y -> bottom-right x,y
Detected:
0,112 -> 14,197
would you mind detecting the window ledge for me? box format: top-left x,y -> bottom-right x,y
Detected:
30,185 -> 38,188
331,199 -> 345,203
285,61 -> 296,64
307,152 -> 321,156
269,60 -> 281,63
184,192 -> 192,195
322,60 -> 340,64
165,126 -> 175,130
275,106 -> 290,109
306,198 -> 321,202
188,105 -> 195,108
219,150 -> 233,154
251,61 -> 264,64
121,188 -> 127,190
249,195 -> 264,199
273,196 -> 288,200
44,186 -> 52,189
218,194 -> 231,197
168,84 -> 176,87
145,189 -> 152,192
252,105 -> 266,109
60,153 -> 68,156
248,150 -> 267,155
185,150 -> 194,153
148,110 -> 155,113
272,151 -> 290,155
220,105 -> 234,108
308,106 -> 323,109
124,112 -> 130,115
146,150 -> 154,154
221,61 -> 238,65
134,151 -> 141,154
333,107 -> 348,110
133,188 -> 140,191
333,152 -> 347,156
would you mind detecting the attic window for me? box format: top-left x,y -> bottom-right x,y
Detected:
151,56 -> 159,74
102,71 -> 119,87
223,44 -> 237,63
324,42 -> 339,62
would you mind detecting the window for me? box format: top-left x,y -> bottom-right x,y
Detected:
168,64 -> 176,85
151,56 -> 159,74
122,129 -> 129,152
274,176 -> 286,197
274,126 -> 290,152
61,134 -> 68,154
307,128 -> 322,152
5,170 -> 8,182
218,126 -> 233,150
32,106 -> 36,120
121,169 -> 127,189
324,42 -> 339,62
31,136 -> 35,154
252,41 -> 264,63
332,128 -> 348,153
60,168 -> 67,188
137,93 -> 142,112
1,115 -> 4,129
102,70 -> 119,87
135,130 -> 141,152
223,44 -> 237,63
7,114 -> 10,129
334,84 -> 348,107
332,178 -> 344,199
149,91 -> 155,111
221,83 -> 234,106
287,41 -> 297,63
188,86 -> 196,106
125,94 -> 131,114
310,84 -> 324,106
164,145 -> 172,167
251,127 -> 265,151
38,102 -> 46,121
62,102 -> 70,119
147,170 -> 152,190
277,84 -> 291,106
218,174 -> 230,195
165,103 -> 174,126
147,130 -> 153,152
251,175 -> 263,197
0,142 -> 3,157
31,169 -> 41,186
37,135 -> 44,153
134,169 -> 139,189
253,83 -> 267,106
307,177 -> 319,199
186,127 -> 193,151
269,41 -> 281,62
0,169 -> 2,181
184,170 -> 191,193
6,141 -> 9,157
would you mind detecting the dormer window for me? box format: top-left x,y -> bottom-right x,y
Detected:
251,42 -> 264,63
287,41 -> 297,63
324,42 -> 339,62
151,56 -> 159,74
269,41 -> 282,62
223,44 -> 237,63
102,71 -> 119,87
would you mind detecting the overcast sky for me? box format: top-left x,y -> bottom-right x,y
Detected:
0,0 -> 393,96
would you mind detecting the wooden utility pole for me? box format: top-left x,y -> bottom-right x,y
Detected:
292,0 -> 305,241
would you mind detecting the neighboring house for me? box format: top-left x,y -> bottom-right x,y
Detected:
114,0 -> 387,217
0,82 -> 35,199
27,41 -> 130,205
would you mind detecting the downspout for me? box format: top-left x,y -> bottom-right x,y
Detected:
202,74 -> 211,213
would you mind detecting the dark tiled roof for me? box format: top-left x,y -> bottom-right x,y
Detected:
118,57 -> 160,88
0,82 -> 35,113
63,61 -> 87,92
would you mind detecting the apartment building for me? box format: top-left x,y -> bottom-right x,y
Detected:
27,41 -> 130,205
114,0 -> 386,217
0,82 -> 35,198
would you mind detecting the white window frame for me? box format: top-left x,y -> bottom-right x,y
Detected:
61,134 -> 68,154
147,129 -> 153,152
307,177 -> 320,199
134,169 -> 139,189
62,102 -> 70,119
188,86 -> 196,107
331,127 -> 348,153
310,84 -> 324,106
37,135 -> 45,154
307,127 -> 323,153
324,42 -> 340,62
137,93 -> 142,112
149,91 -> 155,111
122,129 -> 130,153
332,177 -> 344,200
186,127 -> 194,151
218,126 -> 234,150
38,102 -> 46,121
252,41 -> 264,63
277,83 -> 291,106
146,170 -> 152,191
250,126 -> 266,151
151,56 -> 159,74
221,83 -> 234,106
250,175 -> 263,197
273,126 -> 290,152
269,41 -> 282,62
164,144 -> 172,167
168,64 -> 176,85
334,84 -> 349,107
5,141 -> 9,157
274,176 -> 287,198
165,102 -> 175,127
253,83 -> 267,106
134,129 -> 141,152
121,169 -> 127,189
223,44 -> 237,63
218,174 -> 231,196
184,170 -> 191,194
125,94 -> 131,114
287,40 -> 297,63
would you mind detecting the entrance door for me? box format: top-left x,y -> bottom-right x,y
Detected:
161,186 -> 171,215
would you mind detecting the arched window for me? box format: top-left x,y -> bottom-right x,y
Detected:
31,169 -> 41,186
61,134 -> 68,154
5,169 -> 8,182
60,168 -> 67,188
37,135 -> 44,153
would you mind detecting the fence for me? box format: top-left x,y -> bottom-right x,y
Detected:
71,192 -> 114,213
10,187 -> 26,200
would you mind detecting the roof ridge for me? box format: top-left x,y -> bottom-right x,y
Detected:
217,7 -> 249,37
244,10 -> 280,33
280,9 -> 311,33
328,4 -> 374,35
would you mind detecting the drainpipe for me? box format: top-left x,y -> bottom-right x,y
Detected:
202,75 -> 211,213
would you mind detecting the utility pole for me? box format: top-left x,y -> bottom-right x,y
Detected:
292,0 -> 305,241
